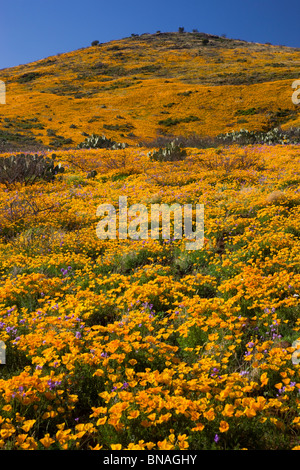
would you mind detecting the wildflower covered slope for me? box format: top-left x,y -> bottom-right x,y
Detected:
0,145 -> 300,449
1,31 -> 300,149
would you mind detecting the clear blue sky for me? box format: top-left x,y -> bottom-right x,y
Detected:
1,0 -> 299,69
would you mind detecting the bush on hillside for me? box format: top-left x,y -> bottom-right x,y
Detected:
147,139 -> 187,162
217,126 -> 300,145
0,153 -> 65,187
77,134 -> 128,150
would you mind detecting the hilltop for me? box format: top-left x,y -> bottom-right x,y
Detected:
0,31 -> 300,151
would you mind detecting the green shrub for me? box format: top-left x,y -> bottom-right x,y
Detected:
0,153 -> 65,187
217,126 -> 300,145
2,117 -> 44,130
49,136 -> 73,148
87,170 -> 97,179
17,72 -> 42,83
148,139 -> 187,162
77,133 -> 127,150
103,123 -> 134,132
158,115 -> 200,127
177,90 -> 193,97
235,107 -> 259,116
0,128 -> 43,151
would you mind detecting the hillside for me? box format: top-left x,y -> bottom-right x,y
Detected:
1,31 -> 300,151
1,31 -> 300,451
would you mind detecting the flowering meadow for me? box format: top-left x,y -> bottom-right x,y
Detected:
0,143 -> 300,450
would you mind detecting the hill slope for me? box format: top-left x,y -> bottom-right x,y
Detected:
1,31 -> 300,150
1,32 -> 300,451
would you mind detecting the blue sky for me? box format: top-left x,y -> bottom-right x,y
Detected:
1,0 -> 299,69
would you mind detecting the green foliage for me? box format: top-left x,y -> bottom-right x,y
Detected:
217,126 -> 300,145
0,128 -> 43,150
267,108 -> 299,128
3,117 -> 44,130
235,107 -> 259,116
17,72 -> 42,83
49,136 -> 73,148
103,123 -> 134,132
148,139 -> 187,162
86,170 -> 97,179
163,102 -> 176,108
46,128 -> 74,147
0,153 -> 65,187
77,133 -> 128,149
177,90 -> 194,97
158,115 -> 200,127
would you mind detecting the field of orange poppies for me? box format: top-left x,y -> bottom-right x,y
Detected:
0,142 -> 300,449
